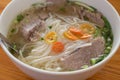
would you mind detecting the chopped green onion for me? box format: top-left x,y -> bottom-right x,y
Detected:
104,46 -> 112,54
12,43 -> 17,51
102,16 -> 111,28
104,49 -> 110,54
59,7 -> 66,12
48,26 -> 53,29
81,65 -> 89,69
68,69 -> 74,71
40,37 -> 44,41
106,46 -> 112,50
32,3 -> 44,7
66,0 -> 70,3
25,19 -> 29,23
16,14 -> 24,22
103,54 -> 108,58
11,28 -> 16,33
110,32 -> 113,40
84,16 -> 89,21
105,43 -> 110,47
13,45 -> 17,50
90,54 -> 107,65
96,55 -> 105,63
89,6 -> 97,11
32,3 -> 39,6
107,37 -> 112,43
90,58 -> 97,65
14,20 -> 19,24
94,28 -> 101,37
101,16 -> 113,55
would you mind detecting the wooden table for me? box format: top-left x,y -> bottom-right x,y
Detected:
0,0 -> 120,80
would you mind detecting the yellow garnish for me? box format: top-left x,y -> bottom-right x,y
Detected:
80,23 -> 95,34
64,31 -> 79,41
63,24 -> 94,40
45,32 -> 57,44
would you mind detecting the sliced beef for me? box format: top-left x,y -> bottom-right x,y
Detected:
39,11 -> 49,20
46,4 -> 63,13
78,7 -> 85,20
46,0 -> 105,27
85,11 -> 105,27
20,15 -> 45,41
46,0 -> 67,13
34,7 -> 49,20
46,3 -> 79,17
60,37 -> 105,70
77,7 -> 105,27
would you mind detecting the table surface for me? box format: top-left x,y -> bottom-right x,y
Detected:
0,0 -> 120,80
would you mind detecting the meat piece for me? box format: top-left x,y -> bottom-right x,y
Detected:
34,7 -> 49,20
77,7 -> 105,27
60,37 -> 105,70
46,0 -> 67,13
64,5 -> 79,16
46,3 -> 79,18
85,11 -> 105,27
78,7 -> 84,20
39,11 -> 49,20
20,16 -> 45,41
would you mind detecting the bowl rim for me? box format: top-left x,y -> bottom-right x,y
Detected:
0,0 -> 120,75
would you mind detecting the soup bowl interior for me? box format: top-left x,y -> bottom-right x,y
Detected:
0,0 -> 120,80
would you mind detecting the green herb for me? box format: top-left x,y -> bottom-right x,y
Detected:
32,3 -> 39,6
90,58 -> 97,65
106,46 -> 112,50
102,16 -> 113,55
105,42 -> 110,47
32,3 -> 44,7
9,48 -> 15,55
11,28 -> 16,33
103,54 -> 108,57
25,19 -> 29,23
104,42 -> 112,54
40,37 -> 44,41
102,16 -> 112,39
66,0 -> 70,3
14,19 -> 19,24
104,49 -> 110,54
96,55 -> 105,63
89,6 -> 97,12
102,16 -> 111,29
59,7 -> 66,12
90,54 -> 107,65
104,45 -> 112,54
16,14 -> 24,22
68,69 -> 74,71
84,16 -> 89,21
48,26 -> 53,29
13,44 -> 17,50
81,65 -> 89,69
11,43 -> 18,53
94,28 -> 101,37
9,43 -> 19,55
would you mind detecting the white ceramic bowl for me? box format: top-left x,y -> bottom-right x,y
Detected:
0,0 -> 120,80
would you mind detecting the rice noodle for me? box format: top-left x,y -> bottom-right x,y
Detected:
18,13 -> 95,72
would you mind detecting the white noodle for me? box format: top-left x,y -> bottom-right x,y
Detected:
29,56 -> 52,66
18,14 -> 95,71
